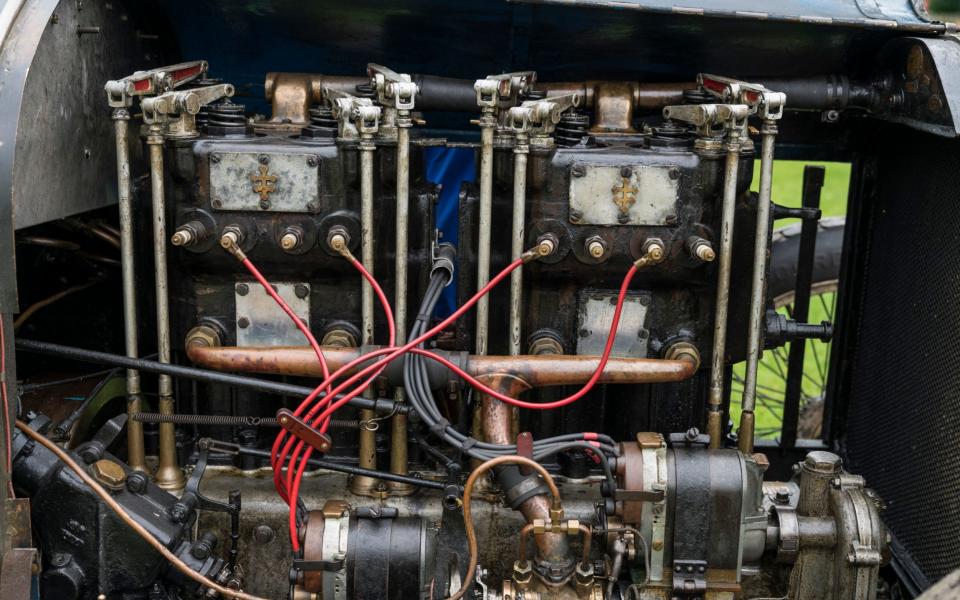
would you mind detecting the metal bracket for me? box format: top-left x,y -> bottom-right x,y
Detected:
368,63 -> 418,111
474,71 -> 537,109
324,87 -> 381,140
663,103 -> 750,137
508,93 -> 581,143
672,559 -> 708,596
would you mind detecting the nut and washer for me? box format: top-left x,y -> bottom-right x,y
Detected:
91,459 -> 126,490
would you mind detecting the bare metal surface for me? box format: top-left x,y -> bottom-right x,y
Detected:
147,131 -> 183,490
708,131 -> 742,448
509,145 -> 528,356
576,292 -> 650,357
235,282 -> 310,347
112,111 -> 145,472
568,165 -> 678,226
739,125 -> 776,454
210,152 -> 320,212
475,108 -> 496,356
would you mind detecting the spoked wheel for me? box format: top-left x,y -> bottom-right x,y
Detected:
731,217 -> 844,441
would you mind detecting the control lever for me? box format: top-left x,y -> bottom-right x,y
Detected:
141,83 -> 235,138
773,203 -> 822,221
172,445 -> 242,569
105,60 -> 208,107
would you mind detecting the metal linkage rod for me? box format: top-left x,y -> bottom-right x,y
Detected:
14,339 -> 407,415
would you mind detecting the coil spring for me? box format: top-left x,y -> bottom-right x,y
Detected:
204,99 -> 248,134
682,87 -> 714,105
188,76 -> 224,129
130,412 -> 358,430
301,105 -> 338,138
555,110 -> 590,147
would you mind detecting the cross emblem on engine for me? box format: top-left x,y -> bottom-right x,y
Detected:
611,176 -> 638,214
251,164 -> 278,201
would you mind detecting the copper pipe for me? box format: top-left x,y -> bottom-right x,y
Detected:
185,343 -> 698,388
479,373 -> 567,565
445,455 -> 562,600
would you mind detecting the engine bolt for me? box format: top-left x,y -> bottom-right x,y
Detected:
294,284 -> 310,299
253,525 -> 275,544
585,236 -> 606,259
258,154 -> 269,165
237,317 -> 250,329
236,283 -> 249,296
126,471 -> 148,494
327,226 -> 350,254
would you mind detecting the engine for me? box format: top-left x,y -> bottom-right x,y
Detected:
8,60 -> 888,600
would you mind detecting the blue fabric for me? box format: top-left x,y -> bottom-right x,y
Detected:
424,147 -> 476,316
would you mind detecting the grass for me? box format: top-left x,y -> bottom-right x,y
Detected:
728,160 -> 850,440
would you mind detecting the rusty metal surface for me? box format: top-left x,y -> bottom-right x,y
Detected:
0,548 -> 37,600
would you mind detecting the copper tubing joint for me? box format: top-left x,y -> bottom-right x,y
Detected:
184,340 -> 700,389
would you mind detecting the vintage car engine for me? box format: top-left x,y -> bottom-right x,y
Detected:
5,59 -> 889,600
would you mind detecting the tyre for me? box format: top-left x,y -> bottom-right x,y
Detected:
731,216 -> 845,440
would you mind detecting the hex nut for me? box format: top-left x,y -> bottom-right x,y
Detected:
91,459 -> 126,490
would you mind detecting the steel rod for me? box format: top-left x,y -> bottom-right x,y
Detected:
14,339 -> 407,414
201,439 -> 447,491
508,140 -> 528,356
707,128 -> 742,449
111,109 -> 146,471
353,130 -> 380,495
475,106 -> 496,356
780,166 -> 825,447
146,126 -> 183,490
739,122 -> 778,454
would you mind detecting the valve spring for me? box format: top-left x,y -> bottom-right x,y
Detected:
555,110 -> 591,147
204,99 -> 249,136
682,87 -> 714,105
354,82 -> 376,98
301,105 -> 338,138
187,76 -> 224,129
130,412 -> 358,430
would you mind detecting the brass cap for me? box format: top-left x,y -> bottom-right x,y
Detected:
91,459 -> 127,490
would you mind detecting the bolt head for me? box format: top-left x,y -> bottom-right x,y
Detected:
91,459 -> 126,489
571,164 -> 585,178
253,524 -> 275,544
236,283 -> 249,296
620,166 -> 632,178
306,155 -> 319,167
294,284 -> 310,299
259,199 -> 271,210
210,153 -> 221,163
212,198 -> 223,209
237,317 -> 250,329
257,154 -> 269,165
126,471 -> 148,494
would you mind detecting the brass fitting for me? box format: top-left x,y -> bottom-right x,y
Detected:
634,237 -> 666,269
512,560 -> 533,586
321,328 -> 358,348
219,226 -> 246,260
574,561 -> 595,594
91,459 -> 127,490
664,341 -> 702,371
327,226 -> 352,258
522,233 -> 558,263
185,324 -> 222,352
549,503 -> 565,526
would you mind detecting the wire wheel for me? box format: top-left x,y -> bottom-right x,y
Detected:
730,217 -> 845,441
